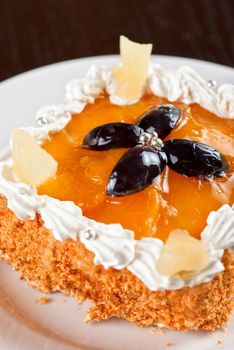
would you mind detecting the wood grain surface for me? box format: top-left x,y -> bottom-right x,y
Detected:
0,0 -> 233,81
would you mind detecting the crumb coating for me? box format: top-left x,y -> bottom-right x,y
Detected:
0,195 -> 233,331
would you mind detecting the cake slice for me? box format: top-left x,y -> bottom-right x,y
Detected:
0,37 -> 234,331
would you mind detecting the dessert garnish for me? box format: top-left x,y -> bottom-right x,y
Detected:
163,139 -> 229,177
156,229 -> 210,276
12,129 -> 58,187
112,35 -> 152,101
83,104 -> 229,196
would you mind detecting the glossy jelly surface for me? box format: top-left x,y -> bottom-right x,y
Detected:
38,95 -> 234,241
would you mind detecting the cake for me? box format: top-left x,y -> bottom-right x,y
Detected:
0,36 -> 234,331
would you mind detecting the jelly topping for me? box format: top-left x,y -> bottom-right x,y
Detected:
38,95 -> 234,241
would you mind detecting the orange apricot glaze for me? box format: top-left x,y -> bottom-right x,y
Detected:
38,94 -> 234,242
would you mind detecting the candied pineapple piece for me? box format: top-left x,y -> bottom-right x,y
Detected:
156,229 -> 210,276
113,35 -> 152,101
12,129 -> 58,187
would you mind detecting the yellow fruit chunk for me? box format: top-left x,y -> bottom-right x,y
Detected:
12,129 -> 58,187
113,35 -> 152,101
156,230 -> 209,276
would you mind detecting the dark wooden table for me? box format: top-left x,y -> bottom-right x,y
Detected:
0,0 -> 233,81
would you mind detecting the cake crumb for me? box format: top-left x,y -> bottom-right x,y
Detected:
35,297 -> 50,304
84,315 -> 91,324
212,332 -> 224,346
165,341 -> 174,347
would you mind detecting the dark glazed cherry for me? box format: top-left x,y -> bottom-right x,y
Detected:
82,104 -> 229,196
107,145 -> 167,196
164,139 -> 229,177
137,104 -> 180,139
83,122 -> 142,150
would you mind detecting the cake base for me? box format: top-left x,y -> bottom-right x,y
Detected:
0,195 -> 233,331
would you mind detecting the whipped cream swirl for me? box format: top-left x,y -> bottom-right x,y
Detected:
148,64 -> 234,118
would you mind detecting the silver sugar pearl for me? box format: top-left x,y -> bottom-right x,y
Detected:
150,137 -> 164,149
207,80 -> 217,90
149,138 -> 157,147
36,116 -> 48,126
152,131 -> 159,138
139,132 -> 151,145
83,229 -> 97,240
138,131 -> 164,149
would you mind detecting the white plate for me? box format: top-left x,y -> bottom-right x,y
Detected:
0,55 -> 233,350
